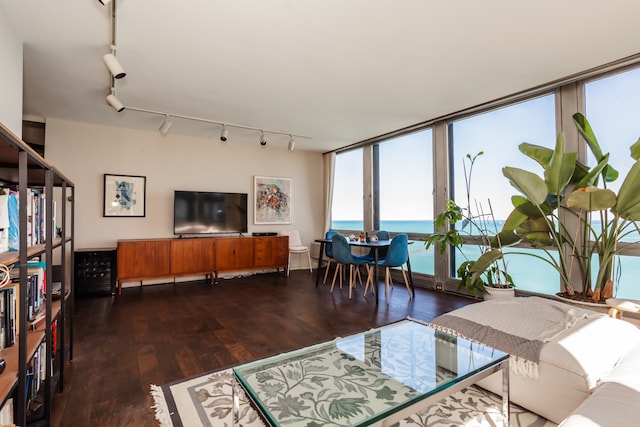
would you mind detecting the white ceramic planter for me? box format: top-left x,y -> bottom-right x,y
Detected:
483,285 -> 515,300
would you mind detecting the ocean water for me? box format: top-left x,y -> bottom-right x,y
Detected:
331,220 -> 640,299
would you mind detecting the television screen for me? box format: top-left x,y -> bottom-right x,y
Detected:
174,191 -> 248,235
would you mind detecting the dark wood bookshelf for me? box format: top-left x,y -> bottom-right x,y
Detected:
0,331 -> 45,408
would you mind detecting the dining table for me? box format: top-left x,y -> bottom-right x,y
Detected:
314,237 -> 415,305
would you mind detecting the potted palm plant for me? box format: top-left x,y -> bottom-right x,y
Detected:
498,112 -> 640,303
425,152 -> 515,297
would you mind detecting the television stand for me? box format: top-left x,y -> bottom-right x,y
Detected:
116,235 -> 289,293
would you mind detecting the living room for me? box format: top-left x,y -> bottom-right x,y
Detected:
2,2 -> 640,427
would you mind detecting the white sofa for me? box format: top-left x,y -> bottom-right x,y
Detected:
431,297 -> 640,425
559,341 -> 640,426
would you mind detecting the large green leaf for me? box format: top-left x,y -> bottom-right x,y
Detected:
573,154 -> 609,190
470,249 -> 503,284
544,133 -> 576,196
573,113 -> 602,158
613,159 -> 640,220
503,207 -> 528,232
491,230 -> 521,248
502,167 -> 548,205
573,112 -> 618,182
631,137 -> 640,161
566,186 -> 616,211
515,218 -> 554,246
514,199 -> 548,218
519,143 -> 553,168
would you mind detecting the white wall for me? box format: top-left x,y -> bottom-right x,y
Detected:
44,118 -> 325,270
0,7 -> 23,136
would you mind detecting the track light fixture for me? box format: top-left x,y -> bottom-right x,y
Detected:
159,115 -> 172,135
125,106 -> 312,147
288,135 -> 295,152
103,51 -> 126,79
106,89 -> 125,112
98,0 -> 112,5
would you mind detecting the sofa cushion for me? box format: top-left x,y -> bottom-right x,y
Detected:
600,341 -> 640,390
559,381 -> 640,427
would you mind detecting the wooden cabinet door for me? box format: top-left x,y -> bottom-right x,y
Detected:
215,238 -> 236,270
117,240 -> 171,280
215,237 -> 255,270
235,238 -> 255,269
170,238 -> 215,275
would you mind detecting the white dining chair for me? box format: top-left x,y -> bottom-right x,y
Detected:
280,230 -> 313,276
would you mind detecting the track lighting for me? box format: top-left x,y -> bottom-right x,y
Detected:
125,107 -> 312,145
106,91 -> 125,112
159,115 -> 172,135
98,0 -> 112,5
103,52 -> 126,79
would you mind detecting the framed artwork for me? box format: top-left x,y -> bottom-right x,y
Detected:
103,173 -> 146,217
254,176 -> 291,224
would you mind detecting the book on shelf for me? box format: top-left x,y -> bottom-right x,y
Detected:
6,188 -> 54,252
0,285 -> 15,350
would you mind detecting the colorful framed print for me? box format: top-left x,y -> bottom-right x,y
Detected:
254,176 -> 291,224
103,173 -> 146,217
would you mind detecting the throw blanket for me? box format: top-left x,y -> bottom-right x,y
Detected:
428,296 -> 603,379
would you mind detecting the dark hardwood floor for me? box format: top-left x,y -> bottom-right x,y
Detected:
51,270 -> 475,427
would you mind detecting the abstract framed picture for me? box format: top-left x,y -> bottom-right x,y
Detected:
103,173 -> 146,217
254,176 -> 291,224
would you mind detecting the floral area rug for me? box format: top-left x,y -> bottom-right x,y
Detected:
151,368 -> 556,427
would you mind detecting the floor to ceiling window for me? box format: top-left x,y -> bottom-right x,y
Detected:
448,94 -> 559,294
328,57 -> 640,298
376,129 -> 434,274
331,148 -> 364,231
585,66 -> 640,299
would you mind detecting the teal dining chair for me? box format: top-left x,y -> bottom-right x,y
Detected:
330,234 -> 371,299
369,233 -> 411,303
322,230 -> 340,284
355,230 -> 391,262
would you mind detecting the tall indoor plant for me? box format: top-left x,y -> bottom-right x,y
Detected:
499,112 -> 640,302
425,152 -> 514,296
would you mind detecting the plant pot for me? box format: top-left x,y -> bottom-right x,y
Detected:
483,285 -> 515,300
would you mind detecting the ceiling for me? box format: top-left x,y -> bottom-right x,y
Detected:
2,1 -> 640,153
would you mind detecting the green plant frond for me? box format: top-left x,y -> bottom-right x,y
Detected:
502,208 -> 527,232
491,230 -> 520,247
502,167 -> 548,205
544,133 -> 577,196
573,113 -> 602,159
573,112 -> 619,183
613,159 -> 640,220
519,142 -> 553,168
566,186 -> 617,211
514,199 -> 549,218
470,249 -> 503,285
631,137 -> 640,161
574,154 -> 609,189
570,160 -> 591,184
517,216 -> 553,233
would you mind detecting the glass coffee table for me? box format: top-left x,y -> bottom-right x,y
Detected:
233,319 -> 509,426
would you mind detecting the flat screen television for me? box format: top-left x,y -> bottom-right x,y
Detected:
174,190 -> 248,235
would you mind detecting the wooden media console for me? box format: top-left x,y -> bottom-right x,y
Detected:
116,235 -> 288,294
